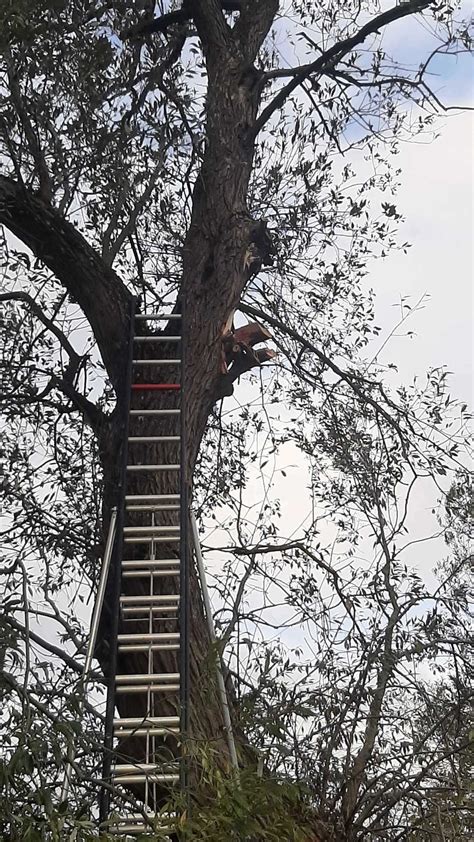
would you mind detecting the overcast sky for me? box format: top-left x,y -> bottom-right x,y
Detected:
219,25 -> 474,593
271,104 -> 473,574
365,112 -> 473,407
371,4 -> 472,403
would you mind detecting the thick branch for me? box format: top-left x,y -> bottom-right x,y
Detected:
233,321 -> 272,347
51,373 -> 107,432
253,0 -> 432,136
125,1 -> 241,39
190,0 -> 234,55
233,0 -> 279,63
0,176 -> 131,391
217,318 -> 276,397
227,346 -> 276,380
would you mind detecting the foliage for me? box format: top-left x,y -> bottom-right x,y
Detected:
0,1 -> 472,840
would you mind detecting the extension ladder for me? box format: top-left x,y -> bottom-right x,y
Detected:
100,302 -> 189,836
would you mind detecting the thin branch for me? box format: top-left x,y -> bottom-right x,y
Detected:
5,52 -> 52,202
103,158 -> 165,266
1,292 -> 107,429
4,615 -> 99,679
2,670 -> 62,724
0,291 -> 79,361
253,1 -> 432,136
220,554 -> 260,648
240,301 -> 408,444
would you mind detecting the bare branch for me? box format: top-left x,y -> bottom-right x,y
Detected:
103,160 -> 166,267
0,291 -> 107,430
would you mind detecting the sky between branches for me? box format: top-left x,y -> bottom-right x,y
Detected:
205,8 -> 473,596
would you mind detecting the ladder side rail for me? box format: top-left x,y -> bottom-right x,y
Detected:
179,302 -> 190,797
99,296 -> 137,824
60,508 -> 118,804
190,512 -> 240,774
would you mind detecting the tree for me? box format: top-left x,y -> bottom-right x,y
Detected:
0,1 -> 472,839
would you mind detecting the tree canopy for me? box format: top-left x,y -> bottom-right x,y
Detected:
0,1 -> 472,840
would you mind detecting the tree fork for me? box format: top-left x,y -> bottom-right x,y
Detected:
0,3 -> 278,810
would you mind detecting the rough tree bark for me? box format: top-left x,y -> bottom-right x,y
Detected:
0,1 -> 443,834
0,0 -> 278,793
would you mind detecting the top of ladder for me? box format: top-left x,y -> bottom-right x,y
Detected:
135,314 -> 181,320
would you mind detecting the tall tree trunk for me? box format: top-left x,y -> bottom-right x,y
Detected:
94,42 -> 274,799
0,5 -> 275,804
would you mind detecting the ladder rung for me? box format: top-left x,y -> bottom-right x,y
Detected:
134,335 -> 180,342
128,436 -> 180,443
129,409 -> 180,416
116,672 -> 180,684
126,464 -> 180,471
122,569 -> 179,578
114,716 -> 179,732
122,558 -> 179,568
132,359 -> 181,365
108,824 -> 173,835
124,536 -> 180,544
117,632 -> 179,643
122,604 -> 178,623
126,505 -> 180,512
111,813 -> 177,821
118,643 -> 179,652
123,525 -> 180,535
113,772 -> 179,783
114,757 -> 179,768
109,816 -> 175,830
116,683 -> 180,694
135,314 -> 181,320
125,494 -> 179,502
113,722 -> 179,738
113,730 -> 179,739
120,594 -> 179,604
131,383 -> 180,391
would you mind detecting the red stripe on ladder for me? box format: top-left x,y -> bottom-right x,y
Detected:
131,383 -> 180,391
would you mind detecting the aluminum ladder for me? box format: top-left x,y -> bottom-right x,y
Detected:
100,301 -> 189,836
